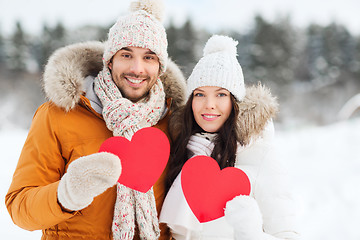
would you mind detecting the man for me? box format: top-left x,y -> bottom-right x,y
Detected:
5,0 -> 186,239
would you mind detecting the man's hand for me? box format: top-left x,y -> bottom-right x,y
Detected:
57,152 -> 121,211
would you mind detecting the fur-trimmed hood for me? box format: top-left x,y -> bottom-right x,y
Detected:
42,41 -> 186,112
169,84 -> 279,145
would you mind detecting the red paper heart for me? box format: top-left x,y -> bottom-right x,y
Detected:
181,155 -> 251,223
99,127 -> 170,193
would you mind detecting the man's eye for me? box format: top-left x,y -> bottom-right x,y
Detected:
122,54 -> 131,58
145,56 -> 155,60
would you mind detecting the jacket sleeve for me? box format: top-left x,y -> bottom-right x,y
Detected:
5,103 -> 75,231
252,123 -> 300,239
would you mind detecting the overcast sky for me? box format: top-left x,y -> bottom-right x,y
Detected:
1,0 -> 359,35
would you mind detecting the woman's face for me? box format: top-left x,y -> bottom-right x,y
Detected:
192,86 -> 233,133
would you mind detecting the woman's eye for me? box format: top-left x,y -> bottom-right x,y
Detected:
122,54 -> 131,58
194,93 -> 204,97
218,93 -> 227,97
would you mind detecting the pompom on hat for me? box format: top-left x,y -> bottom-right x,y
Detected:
103,0 -> 168,75
187,35 -> 245,101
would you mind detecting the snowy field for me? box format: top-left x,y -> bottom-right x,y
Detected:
1,118 -> 360,239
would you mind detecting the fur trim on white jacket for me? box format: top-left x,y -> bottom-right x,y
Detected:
42,41 -> 187,112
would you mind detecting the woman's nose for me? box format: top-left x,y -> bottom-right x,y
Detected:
205,97 -> 216,109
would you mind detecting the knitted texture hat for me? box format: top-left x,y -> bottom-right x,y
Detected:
103,0 -> 168,75
187,35 -> 245,101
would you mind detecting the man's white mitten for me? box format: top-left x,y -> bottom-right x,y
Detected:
58,152 -> 121,211
225,195 -> 264,240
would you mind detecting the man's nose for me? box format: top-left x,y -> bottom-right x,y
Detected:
130,58 -> 145,75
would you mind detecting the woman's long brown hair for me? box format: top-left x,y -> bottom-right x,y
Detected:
165,93 -> 241,193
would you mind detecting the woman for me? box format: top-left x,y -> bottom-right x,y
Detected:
160,35 -> 300,239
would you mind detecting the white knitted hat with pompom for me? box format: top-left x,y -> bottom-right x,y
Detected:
187,35 -> 245,101
103,0 -> 168,75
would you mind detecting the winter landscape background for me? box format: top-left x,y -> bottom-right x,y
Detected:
1,0 -> 360,239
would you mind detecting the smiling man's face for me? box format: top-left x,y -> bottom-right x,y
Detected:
109,46 -> 160,102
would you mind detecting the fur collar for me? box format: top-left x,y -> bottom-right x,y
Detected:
169,84 -> 279,145
42,41 -> 186,111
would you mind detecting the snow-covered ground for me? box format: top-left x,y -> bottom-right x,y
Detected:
1,118 -> 360,239
0,128 -> 42,239
276,118 -> 360,239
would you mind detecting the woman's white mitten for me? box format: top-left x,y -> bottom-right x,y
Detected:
57,152 -> 121,211
225,195 -> 264,240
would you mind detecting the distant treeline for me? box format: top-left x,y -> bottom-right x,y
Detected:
1,14 -> 359,126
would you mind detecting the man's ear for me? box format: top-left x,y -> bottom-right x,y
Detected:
158,64 -> 162,76
108,62 -> 112,70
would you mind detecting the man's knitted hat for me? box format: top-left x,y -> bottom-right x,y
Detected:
103,0 -> 168,75
187,35 -> 245,101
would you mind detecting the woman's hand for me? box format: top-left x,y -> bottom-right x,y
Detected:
225,195 -> 263,240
